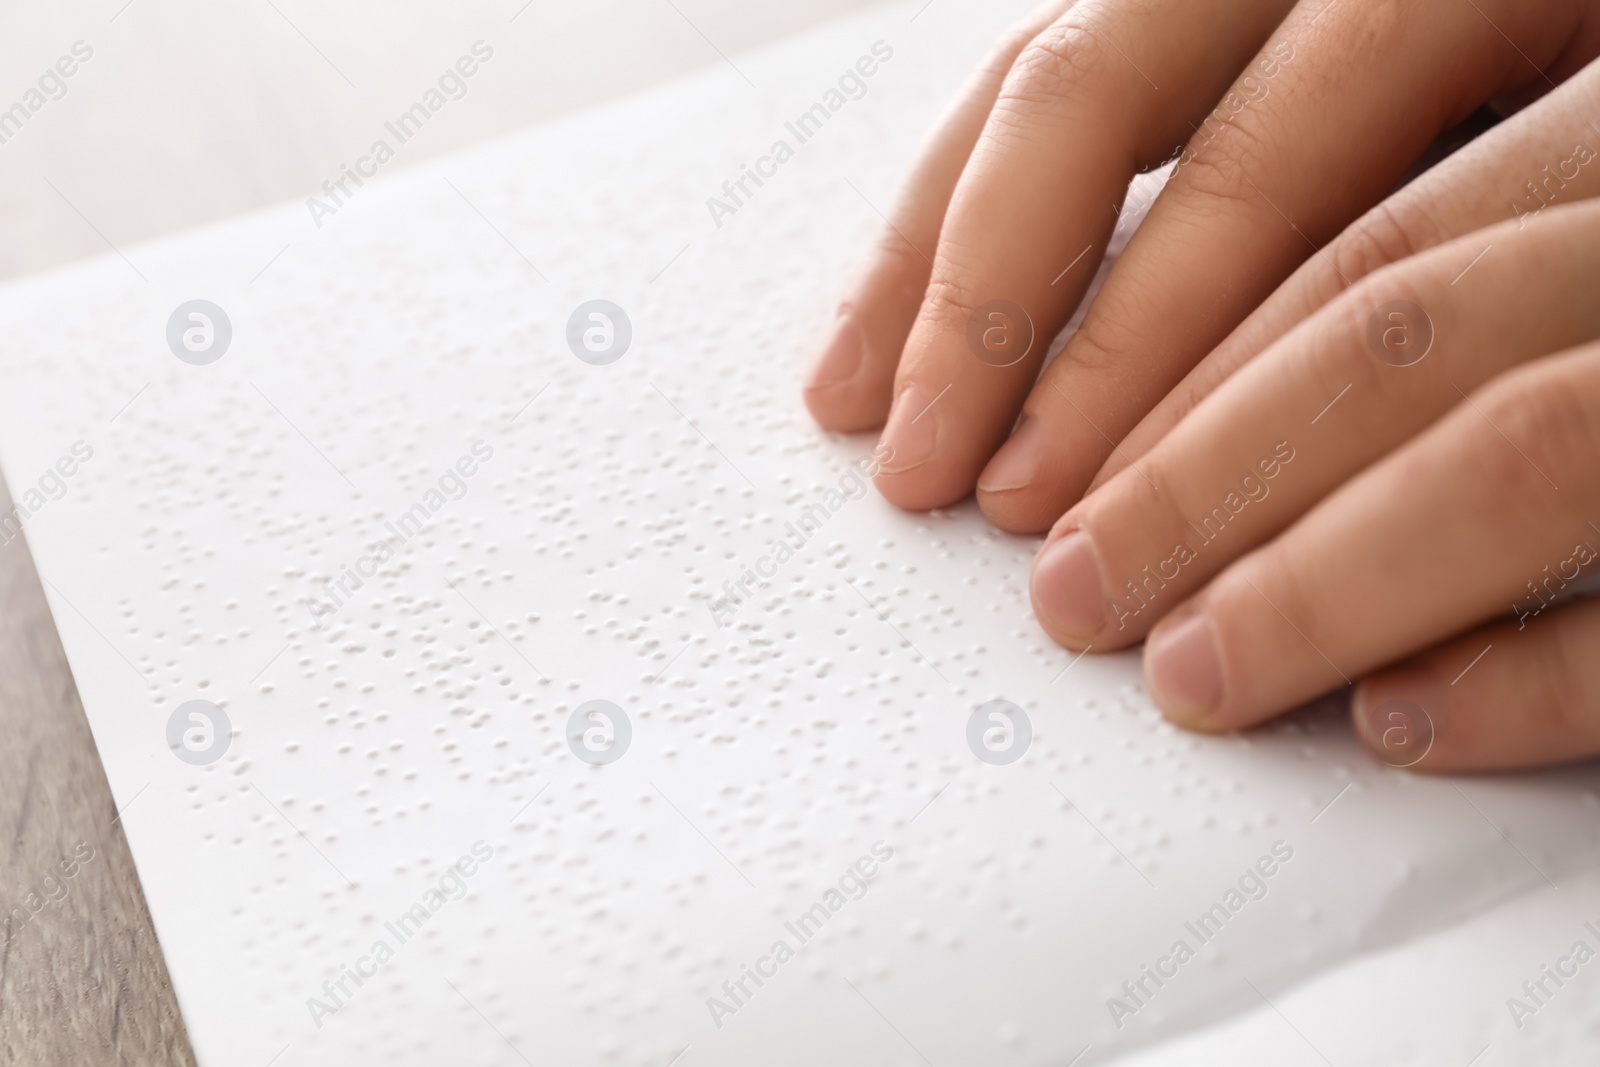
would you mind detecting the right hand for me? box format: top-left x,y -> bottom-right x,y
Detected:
802,0 -> 1600,534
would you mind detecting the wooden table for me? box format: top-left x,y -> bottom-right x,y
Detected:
0,471 -> 195,1066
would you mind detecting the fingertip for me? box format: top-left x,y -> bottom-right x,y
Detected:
871,467 -> 971,512
978,473 -> 1089,534
1352,666 -> 1451,772
1158,700 -> 1233,736
976,416 -> 1039,492
1029,529 -> 1105,645
977,416 -> 1108,534
803,383 -> 883,434
868,382 -> 973,511
975,416 -> 1059,533
1144,607 -> 1226,732
975,488 -> 1057,534
804,313 -> 901,432
805,313 -> 863,391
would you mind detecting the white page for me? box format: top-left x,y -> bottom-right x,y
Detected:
1,3 -> 1597,1064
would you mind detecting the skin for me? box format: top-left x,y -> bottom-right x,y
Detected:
805,0 -> 1600,770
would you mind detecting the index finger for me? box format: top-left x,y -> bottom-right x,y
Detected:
871,0 -> 1295,511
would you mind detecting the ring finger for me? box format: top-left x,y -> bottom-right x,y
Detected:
1146,338 -> 1600,731
1354,594 -> 1600,772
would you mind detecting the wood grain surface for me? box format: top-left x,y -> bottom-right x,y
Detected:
0,468 -> 197,1066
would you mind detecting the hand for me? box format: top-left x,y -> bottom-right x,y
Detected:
803,0 -> 1600,537
1025,59 -> 1600,769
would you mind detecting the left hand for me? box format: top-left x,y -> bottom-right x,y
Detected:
1028,182 -> 1600,772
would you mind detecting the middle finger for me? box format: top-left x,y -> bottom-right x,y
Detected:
978,0 -> 1595,533
1029,199 -> 1600,651
872,0 -> 1294,509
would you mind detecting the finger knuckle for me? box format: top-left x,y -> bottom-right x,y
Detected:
1469,364 -> 1600,498
1323,284 -> 1397,387
1173,118 -> 1276,210
980,7 -> 1061,80
1061,313 -> 1141,376
1328,198 -> 1435,288
918,269 -> 988,332
999,19 -> 1118,111
869,227 -> 934,280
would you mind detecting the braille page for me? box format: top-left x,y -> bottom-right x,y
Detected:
0,3 -> 1597,1065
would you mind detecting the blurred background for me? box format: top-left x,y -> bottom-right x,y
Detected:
0,0 -> 878,281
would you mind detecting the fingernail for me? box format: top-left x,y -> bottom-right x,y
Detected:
978,415 -> 1042,493
1354,670 -> 1445,768
877,383 -> 939,474
1146,611 -> 1224,726
805,313 -> 864,391
1030,530 -> 1105,639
